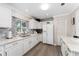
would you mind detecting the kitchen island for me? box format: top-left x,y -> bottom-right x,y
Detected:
61,36 -> 79,56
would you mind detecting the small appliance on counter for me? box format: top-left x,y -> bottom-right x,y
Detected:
6,30 -> 13,39
34,29 -> 43,34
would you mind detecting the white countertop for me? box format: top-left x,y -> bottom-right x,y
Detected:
61,36 -> 79,53
0,34 -> 37,46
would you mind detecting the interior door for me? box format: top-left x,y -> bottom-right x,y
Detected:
46,21 -> 53,45
43,22 -> 47,43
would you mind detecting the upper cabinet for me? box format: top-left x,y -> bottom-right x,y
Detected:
29,19 -> 42,29
29,19 -> 37,29
0,6 -> 11,28
37,22 -> 42,29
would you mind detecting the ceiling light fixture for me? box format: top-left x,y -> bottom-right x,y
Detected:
61,3 -> 65,6
40,3 -> 49,10
25,9 -> 29,12
46,14 -> 48,16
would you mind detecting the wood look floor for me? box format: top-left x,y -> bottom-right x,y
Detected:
24,43 -> 62,56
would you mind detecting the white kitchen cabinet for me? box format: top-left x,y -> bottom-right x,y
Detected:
0,6 -> 11,28
23,34 -> 39,54
23,38 -> 30,54
61,43 -> 67,56
29,37 -> 36,49
60,38 -> 76,56
65,48 -> 73,56
28,34 -> 38,49
32,36 -> 38,46
29,19 -> 42,29
61,40 -> 65,56
37,34 -> 43,42
5,40 -> 24,56
29,19 -> 35,29
0,46 -> 5,56
37,22 -> 42,29
4,37 -> 38,56
29,37 -> 34,49
0,34 -> 39,56
29,19 -> 38,29
60,38 -> 67,56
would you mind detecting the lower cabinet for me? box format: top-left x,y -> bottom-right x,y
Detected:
61,39 -> 75,56
28,36 -> 38,51
23,39 -> 30,54
0,35 -> 39,56
0,46 -> 5,56
31,36 -> 38,47
5,40 -> 24,56
37,34 -> 43,42
65,48 -> 72,56
61,40 -> 67,56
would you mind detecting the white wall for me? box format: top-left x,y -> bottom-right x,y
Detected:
73,8 -> 79,36
68,7 -> 79,37
0,4 -> 32,21
53,14 -> 74,45
11,9 -> 32,21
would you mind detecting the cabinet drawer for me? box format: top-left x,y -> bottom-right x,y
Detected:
5,42 -> 18,48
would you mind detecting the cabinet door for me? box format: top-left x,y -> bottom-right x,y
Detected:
31,37 -> 37,47
61,41 -> 68,56
0,6 -> 11,28
61,41 -> 65,56
29,35 -> 38,49
23,39 -> 30,54
37,34 -> 41,41
37,22 -> 42,29
16,40 -> 24,56
0,46 -> 5,56
29,19 -> 38,29
29,19 -> 34,29
29,37 -> 34,49
5,40 -> 24,56
33,20 -> 39,29
24,37 -> 35,53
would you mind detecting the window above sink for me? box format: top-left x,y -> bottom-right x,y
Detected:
12,16 -> 29,36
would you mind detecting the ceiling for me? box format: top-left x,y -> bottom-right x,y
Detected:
8,3 -> 79,19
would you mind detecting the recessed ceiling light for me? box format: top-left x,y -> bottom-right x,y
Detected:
40,3 -> 49,10
46,14 -> 48,16
25,9 -> 29,12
